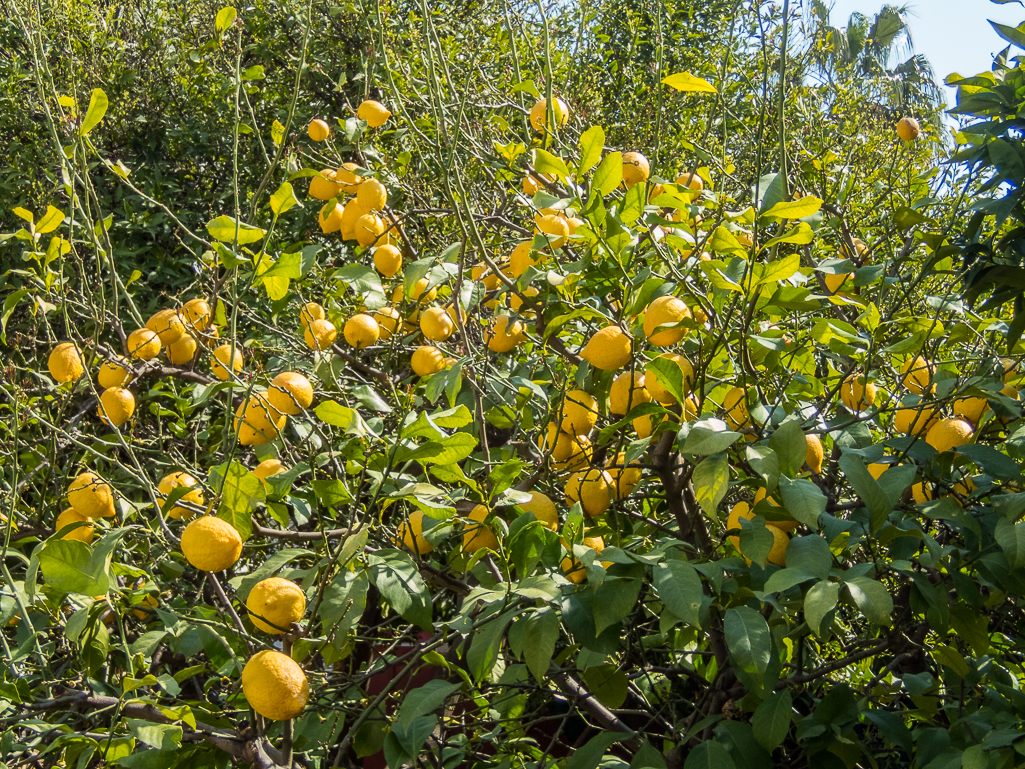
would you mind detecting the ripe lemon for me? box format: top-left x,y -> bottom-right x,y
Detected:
55,507 -> 94,543
98,387 -> 135,427
339,198 -> 363,241
241,650 -> 309,721
646,353 -> 693,403
926,417 -> 973,454
357,99 -> 392,127
953,396 -> 988,425
564,469 -> 613,517
197,324 -> 220,349
648,183 -> 665,203
336,162 -> 364,192
167,333 -> 198,365
727,502 -> 788,565
675,172 -> 704,191
517,491 -> 558,531
181,516 -> 243,572
912,482 -> 932,504
622,151 -> 650,188
536,214 -> 570,249
723,386 -> 749,429
98,356 -> 132,389
538,423 -> 591,470
211,344 -> 243,381
633,413 -> 661,438
343,314 -> 380,349
395,509 -> 434,554
131,592 -> 159,620
246,577 -> 306,634
309,169 -> 343,201
893,405 -> 937,436
840,375 -> 876,412
901,356 -> 935,394
300,302 -> 326,328
48,342 -> 85,383
268,371 -> 314,415
463,504 -> 499,552
752,487 -> 799,532
234,392 -> 286,446
319,202 -> 344,234
896,116 -> 920,142
126,328 -> 161,361
581,326 -> 632,370
726,501 -> 753,552
824,272 -> 851,294
509,241 -> 539,277
373,244 -> 403,277
158,471 -> 204,519
609,371 -> 651,415
308,118 -> 330,141
561,536 -> 607,584
510,286 -> 540,312
146,309 -> 185,345
487,315 -> 524,353
561,390 -> 598,435
180,298 -> 212,332
253,458 -> 286,480
356,178 -> 388,213
411,346 -> 447,377
606,452 -> 642,498
805,434 -> 824,473
529,96 -> 569,131
354,213 -> 386,248
419,307 -> 454,342
374,307 -> 401,339
68,472 -> 114,518
304,319 -> 338,350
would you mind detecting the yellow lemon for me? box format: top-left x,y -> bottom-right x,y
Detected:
893,405 -> 937,436
246,577 -> 306,634
55,507 -> 94,543
343,314 -> 380,349
644,295 -> 691,346
901,356 -> 935,394
309,168 -> 343,201
67,472 -> 114,518
307,118 -> 330,142
622,151 -> 650,188
840,375 -> 876,412
824,273 -> 851,294
561,536 -> 607,583
234,392 -> 286,446
561,390 -> 598,435
304,319 -> 338,351
354,213 -> 386,248
268,372 -> 314,415
211,344 -> 243,381
97,387 -> 135,427
48,343 -> 85,383
952,396 -> 988,426
463,504 -> 499,552
805,434 -> 824,473
158,471 -> 204,520
181,516 -> 243,572
167,334 -> 198,365
411,346 -> 447,377
127,328 -> 161,360
529,97 -> 569,131
98,356 -> 132,388
241,650 -> 309,721
374,307 -> 401,340
356,178 -> 388,213
357,99 -> 392,127
421,307 -> 455,341
926,417 -> 973,454
319,202 -> 344,234
509,241 -> 539,278
564,469 -> 613,517
397,509 -> 434,555
254,458 -> 287,480
146,309 -> 185,345
486,315 -> 524,353
896,116 -> 920,142
723,386 -> 749,429
606,452 -> 643,498
609,371 -> 651,415
675,172 -> 704,191
581,326 -> 632,371
517,492 -> 558,531
536,214 -> 570,249
373,244 -> 403,277
339,198 -> 363,241
180,298 -> 212,332
645,353 -> 693,404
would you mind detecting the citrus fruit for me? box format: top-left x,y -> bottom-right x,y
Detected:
538,423 -> 591,470
411,346 -> 447,377
752,487 -> 799,532
893,405 -> 937,435
486,315 -> 524,353
319,201 -> 344,233
55,508 -> 94,543
463,504 -> 499,552
268,372 -> 314,415
581,326 -> 632,370
241,650 -> 309,721
645,353 -> 693,403
529,97 -> 569,131
564,468 -> 613,517
901,357 -> 935,394
309,169 -> 342,201
339,198 -> 363,241
246,577 -> 306,634
180,515 -> 243,572
158,471 -> 205,519
609,371 -> 651,415
304,319 -> 338,351
356,178 -> 387,213
622,151 -> 650,188
953,395 -> 988,425
896,116 -> 920,141
354,213 -> 385,248
374,307 -> 401,339
840,375 -> 876,412
926,417 -> 973,453
253,458 -> 286,480
97,387 -> 135,427
48,342 -> 85,383
912,482 -> 932,504
675,172 -> 704,191
606,451 -> 642,498
373,244 -> 403,277
146,309 -> 185,345
805,434 -> 824,473
723,386 -> 749,429
357,99 -> 392,127
211,344 -> 243,381
307,118 -> 330,141
509,241 -> 539,277
419,307 -> 454,342
561,390 -> 598,435
561,536 -> 607,584
126,328 -> 161,360
180,299 -> 211,332
824,272 -> 851,294
98,356 -> 132,389
234,392 -> 286,446
300,302 -> 326,328
536,214 -> 569,249
343,314 -> 380,349
336,162 -> 364,192
510,286 -> 540,312
167,334 -> 198,365
517,492 -> 558,531
395,509 -> 433,555
67,472 -> 114,518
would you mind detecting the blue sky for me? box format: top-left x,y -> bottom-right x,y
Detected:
822,0 -> 1025,106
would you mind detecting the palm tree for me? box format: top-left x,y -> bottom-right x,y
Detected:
808,0 -> 945,113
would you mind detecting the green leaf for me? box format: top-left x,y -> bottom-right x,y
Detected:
368,550 -> 432,629
36,205 -> 65,234
724,606 -> 771,687
630,740 -> 668,769
2,289 -> 30,345
126,720 -> 182,751
80,88 -> 108,135
662,71 -> 717,93
838,453 -> 891,531
710,226 -> 748,258
692,452 -> 729,515
320,569 -> 368,646
591,151 -> 623,198
752,689 -> 792,752
594,577 -> 642,635
396,680 -> 460,729
215,6 -> 237,33
582,665 -> 629,709
269,181 -> 300,216
755,254 -> 801,287
522,607 -> 560,683
578,126 -> 605,174
738,518 -> 775,566
991,20 -> 1025,49
316,401 -> 367,437
211,461 -> 265,542
260,252 -> 302,280
468,608 -> 515,683
804,580 -> 839,637
761,222 -> 814,248
683,741 -> 736,769
746,446 -> 779,493
532,149 -> 570,182
768,420 -> 808,476
995,518 -> 1025,568
777,477 -> 826,528
844,577 -> 893,625
38,529 -> 127,595
761,196 -> 823,220
762,568 -> 815,594
567,733 -> 627,769
681,419 -> 741,455
206,215 -> 266,245
653,560 -> 702,628
784,536 -> 832,580
645,356 -> 687,405
400,433 -> 477,465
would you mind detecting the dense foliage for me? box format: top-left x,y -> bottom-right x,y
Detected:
4,1 -> 1025,769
